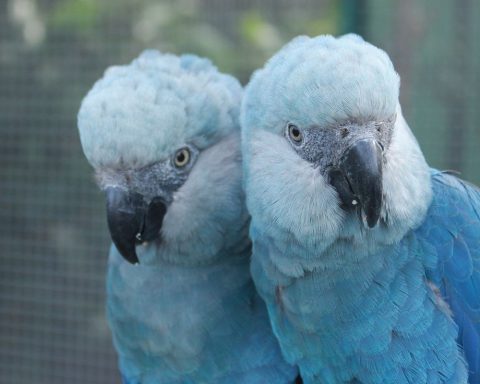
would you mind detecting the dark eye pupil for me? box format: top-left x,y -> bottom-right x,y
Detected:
292,128 -> 300,137
177,152 -> 185,162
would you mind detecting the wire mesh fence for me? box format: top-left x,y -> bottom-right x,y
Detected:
0,1 -> 479,383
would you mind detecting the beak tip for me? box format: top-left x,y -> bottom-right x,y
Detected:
361,209 -> 380,229
367,218 -> 379,229
126,254 -> 140,265
113,244 -> 140,264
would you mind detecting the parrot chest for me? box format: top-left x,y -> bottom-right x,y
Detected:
253,234 -> 467,383
106,254 -> 263,383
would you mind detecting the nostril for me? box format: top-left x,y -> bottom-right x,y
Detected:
341,128 -> 349,138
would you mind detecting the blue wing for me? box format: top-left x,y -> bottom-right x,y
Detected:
415,170 -> 480,382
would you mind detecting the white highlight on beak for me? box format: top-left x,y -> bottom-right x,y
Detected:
352,199 -> 358,206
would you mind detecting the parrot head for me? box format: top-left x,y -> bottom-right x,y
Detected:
242,35 -> 431,246
79,51 -> 244,264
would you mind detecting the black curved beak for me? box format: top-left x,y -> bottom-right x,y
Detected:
329,139 -> 383,228
105,187 -> 167,264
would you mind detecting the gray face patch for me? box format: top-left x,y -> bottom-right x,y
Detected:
96,145 -> 199,204
285,116 -> 395,174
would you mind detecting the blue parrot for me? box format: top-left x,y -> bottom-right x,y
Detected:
241,34 -> 480,383
78,51 -> 298,384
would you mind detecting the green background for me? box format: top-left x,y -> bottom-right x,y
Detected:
1,1 -> 478,383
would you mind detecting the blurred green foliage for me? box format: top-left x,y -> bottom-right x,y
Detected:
49,0 -> 100,31
366,0 -> 480,180
34,0 -> 342,81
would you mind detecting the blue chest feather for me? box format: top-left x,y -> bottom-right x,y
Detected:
251,171 -> 479,383
107,248 -> 297,384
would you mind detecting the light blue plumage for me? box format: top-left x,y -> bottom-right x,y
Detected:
242,34 -> 479,383
78,51 -> 298,384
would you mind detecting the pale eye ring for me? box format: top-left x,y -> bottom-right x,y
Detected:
173,147 -> 191,168
288,124 -> 303,144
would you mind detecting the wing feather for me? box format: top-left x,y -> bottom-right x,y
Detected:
415,171 -> 480,382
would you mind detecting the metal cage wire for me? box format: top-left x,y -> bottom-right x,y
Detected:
0,0 -> 479,383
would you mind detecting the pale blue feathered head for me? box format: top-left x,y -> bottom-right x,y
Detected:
79,50 -> 241,169
243,34 -> 399,134
78,51 -> 246,265
242,35 -> 431,255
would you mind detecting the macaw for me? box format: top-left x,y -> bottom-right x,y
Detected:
241,34 -> 479,383
78,50 -> 298,384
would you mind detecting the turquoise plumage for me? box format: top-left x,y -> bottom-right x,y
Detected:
242,34 -> 479,383
419,171 -> 480,383
78,51 -> 297,383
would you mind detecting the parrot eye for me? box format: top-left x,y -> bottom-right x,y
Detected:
287,124 -> 303,144
173,148 -> 191,168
